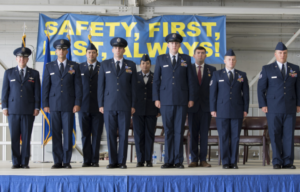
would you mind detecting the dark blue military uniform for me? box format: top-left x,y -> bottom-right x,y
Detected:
98,37 -> 137,168
133,69 -> 159,165
153,33 -> 195,168
42,39 -> 82,167
188,63 -> 216,163
210,50 -> 249,167
257,42 -> 300,169
1,46 -> 40,168
79,60 -> 103,166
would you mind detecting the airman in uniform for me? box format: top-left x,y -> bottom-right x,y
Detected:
153,33 -> 195,169
133,54 -> 160,167
257,42 -> 300,169
42,39 -> 83,169
210,49 -> 249,169
98,37 -> 137,169
2,39 -> 40,169
78,42 -> 103,167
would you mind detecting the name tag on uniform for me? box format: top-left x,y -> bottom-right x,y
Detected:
10,79 -> 15,82
219,80 -> 224,82
81,73 -> 84,76
163,65 -> 169,68
106,71 -> 111,74
271,76 -> 277,79
50,73 -> 55,75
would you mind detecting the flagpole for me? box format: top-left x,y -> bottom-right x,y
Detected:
42,122 -> 45,162
40,25 -> 52,163
42,25 -> 47,163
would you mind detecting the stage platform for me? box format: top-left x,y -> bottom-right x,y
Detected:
1,160 -> 300,192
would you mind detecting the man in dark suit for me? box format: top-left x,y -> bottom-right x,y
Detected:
153,33 -> 195,169
2,42 -> 40,169
42,39 -> 82,169
98,37 -> 137,169
133,54 -> 160,168
188,46 -> 216,168
257,42 -> 300,169
78,42 -> 103,167
210,49 -> 249,169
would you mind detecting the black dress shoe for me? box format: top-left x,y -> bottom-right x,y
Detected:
63,164 -> 72,169
222,164 -> 230,169
232,164 -> 238,169
51,164 -> 63,169
146,162 -> 153,167
282,164 -> 296,169
106,164 -> 118,169
161,163 -> 175,169
21,165 -> 30,169
136,162 -> 144,167
92,163 -> 99,167
11,164 -> 21,169
273,164 -> 281,169
118,164 -> 127,169
175,163 -> 184,169
82,163 -> 92,167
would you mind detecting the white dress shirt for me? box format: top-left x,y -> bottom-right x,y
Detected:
87,61 -> 97,70
18,66 -> 27,77
57,59 -> 67,70
142,72 -> 150,84
195,63 -> 204,79
225,68 -> 235,78
276,61 -> 287,75
169,53 -> 179,63
114,58 -> 123,69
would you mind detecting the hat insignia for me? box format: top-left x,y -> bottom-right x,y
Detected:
172,34 -> 176,38
117,38 -> 121,42
22,47 -> 26,52
60,39 -> 64,44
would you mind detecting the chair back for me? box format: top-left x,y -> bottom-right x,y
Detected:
295,117 -> 300,130
243,117 -> 268,130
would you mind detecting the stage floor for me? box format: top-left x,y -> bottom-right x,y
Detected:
1,160 -> 300,176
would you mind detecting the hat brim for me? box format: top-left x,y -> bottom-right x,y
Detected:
55,46 -> 70,49
167,39 -> 182,43
111,44 -> 127,48
13,47 -> 32,57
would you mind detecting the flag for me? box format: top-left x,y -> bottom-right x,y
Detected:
41,33 -> 52,145
66,34 -> 77,149
88,34 -> 92,46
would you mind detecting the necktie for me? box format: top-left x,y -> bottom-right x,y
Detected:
143,74 -> 148,84
172,56 -> 176,68
281,64 -> 285,79
197,65 -> 202,85
116,61 -> 120,74
89,64 -> 94,76
20,69 -> 24,81
229,71 -> 233,84
60,63 -> 64,75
